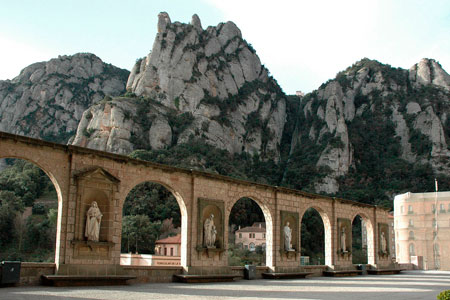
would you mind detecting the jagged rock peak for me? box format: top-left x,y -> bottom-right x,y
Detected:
126,12 -> 268,106
87,13 -> 287,161
157,12 -> 171,33
409,58 -> 450,91
191,14 -> 202,30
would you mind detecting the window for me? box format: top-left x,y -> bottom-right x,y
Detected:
170,248 -> 174,256
249,233 -> 255,238
432,204 -> 436,213
239,233 -> 242,238
432,218 -> 437,227
164,247 -> 167,256
408,205 -> 413,214
249,243 -> 255,251
263,233 -> 266,238
440,204 -> 445,212
401,206 -> 404,213
409,231 -> 414,240
409,219 -> 414,227
244,244 -> 248,250
409,244 -> 415,256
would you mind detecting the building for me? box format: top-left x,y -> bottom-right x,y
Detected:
155,234 -> 181,257
394,191 -> 450,270
234,222 -> 266,251
120,234 -> 181,267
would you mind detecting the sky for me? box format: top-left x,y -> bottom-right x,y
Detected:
0,0 -> 449,94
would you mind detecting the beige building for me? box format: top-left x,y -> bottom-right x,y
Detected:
120,234 -> 182,266
155,234 -> 181,257
235,222 -> 266,251
394,191 -> 450,270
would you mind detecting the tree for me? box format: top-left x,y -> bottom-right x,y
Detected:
0,191 -> 23,247
121,215 -> 161,254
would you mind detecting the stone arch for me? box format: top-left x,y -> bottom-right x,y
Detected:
120,178 -> 189,267
350,212 -> 375,265
300,206 -> 332,266
227,194 -> 274,268
0,155 -> 64,263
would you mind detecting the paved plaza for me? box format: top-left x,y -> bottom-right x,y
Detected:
1,271 -> 449,300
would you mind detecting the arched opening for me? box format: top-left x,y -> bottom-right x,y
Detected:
228,197 -> 267,266
300,207 -> 326,265
352,215 -> 367,264
120,181 -> 184,267
0,158 -> 60,262
351,213 -> 375,265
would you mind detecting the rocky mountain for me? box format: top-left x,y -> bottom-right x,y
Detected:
0,53 -> 129,143
72,13 -> 286,160
283,58 -> 450,201
1,12 -> 449,209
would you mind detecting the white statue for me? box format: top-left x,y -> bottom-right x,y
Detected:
204,214 -> 217,248
340,227 -> 347,252
284,221 -> 293,251
380,231 -> 387,253
85,201 -> 102,242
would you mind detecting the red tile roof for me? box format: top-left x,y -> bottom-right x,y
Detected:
236,226 -> 266,233
155,234 -> 181,244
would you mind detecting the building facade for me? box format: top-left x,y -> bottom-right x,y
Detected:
235,223 -> 266,251
394,191 -> 450,270
155,234 -> 181,257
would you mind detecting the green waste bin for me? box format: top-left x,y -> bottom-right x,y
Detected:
0,261 -> 21,284
244,265 -> 256,280
357,264 -> 367,275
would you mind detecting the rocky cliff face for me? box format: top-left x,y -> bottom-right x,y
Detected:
73,13 -> 286,160
292,58 -> 450,194
0,53 -> 129,143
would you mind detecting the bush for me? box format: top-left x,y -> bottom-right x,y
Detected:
438,290 -> 450,300
32,203 -> 46,215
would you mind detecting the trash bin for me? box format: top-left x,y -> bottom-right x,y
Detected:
0,261 -> 21,284
244,265 -> 256,280
357,264 -> 367,275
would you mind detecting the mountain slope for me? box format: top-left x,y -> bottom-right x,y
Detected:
72,13 -> 287,160
0,53 -> 129,143
283,58 -> 450,206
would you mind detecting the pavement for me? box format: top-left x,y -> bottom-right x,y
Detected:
1,270 -> 449,300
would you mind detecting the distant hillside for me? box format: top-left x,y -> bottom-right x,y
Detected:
283,58 -> 450,207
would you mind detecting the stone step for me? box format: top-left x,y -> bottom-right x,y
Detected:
173,274 -> 241,283
323,270 -> 363,277
41,275 -> 136,287
367,269 -> 403,275
262,272 -> 312,279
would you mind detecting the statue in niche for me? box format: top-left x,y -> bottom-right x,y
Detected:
380,231 -> 387,253
203,214 -> 217,248
85,201 -> 103,242
340,227 -> 347,252
284,221 -> 293,251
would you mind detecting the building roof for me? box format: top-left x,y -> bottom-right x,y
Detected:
236,224 -> 266,233
155,234 -> 181,244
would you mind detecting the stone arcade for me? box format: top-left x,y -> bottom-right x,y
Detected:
0,131 -> 393,280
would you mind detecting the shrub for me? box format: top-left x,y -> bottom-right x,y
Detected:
437,290 -> 450,300
32,203 -> 46,215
